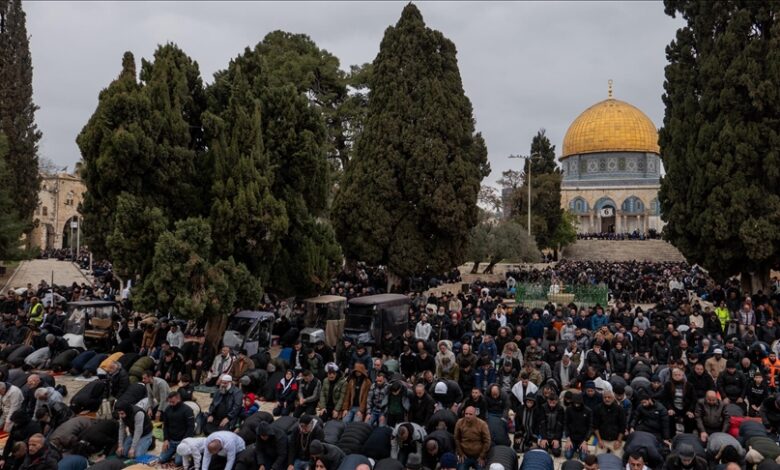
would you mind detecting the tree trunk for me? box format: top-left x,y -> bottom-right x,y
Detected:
741,267 -> 771,295
343,258 -> 359,276
470,262 -> 481,274
386,271 -> 402,293
205,315 -> 229,353
482,257 -> 500,274
113,272 -> 125,297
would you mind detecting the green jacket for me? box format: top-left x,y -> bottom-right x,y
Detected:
319,376 -> 346,411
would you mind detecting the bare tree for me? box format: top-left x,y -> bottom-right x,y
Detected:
496,169 -> 524,189
478,185 -> 503,216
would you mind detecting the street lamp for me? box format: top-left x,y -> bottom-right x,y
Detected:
508,153 -> 542,237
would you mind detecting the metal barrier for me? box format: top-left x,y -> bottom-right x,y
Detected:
515,282 -> 609,309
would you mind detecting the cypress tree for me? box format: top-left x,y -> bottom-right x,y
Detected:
332,4 -> 489,281
105,192 -> 168,280
659,1 -> 780,288
0,133 -> 25,259
252,31 -> 350,171
78,45 -> 207,260
77,52 -> 153,259
513,129 -> 564,251
207,38 -> 341,296
139,43 -> 208,218
0,0 -> 40,225
205,66 -> 288,284
260,84 -> 340,295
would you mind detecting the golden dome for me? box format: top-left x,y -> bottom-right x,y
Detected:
561,98 -> 660,158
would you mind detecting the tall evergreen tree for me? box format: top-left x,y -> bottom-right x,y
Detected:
139,43 -> 208,218
208,31 -> 351,171
659,1 -> 780,288
105,192 -> 168,280
260,84 -> 341,295
78,45 -> 207,260
207,37 -> 342,296
331,4 -> 489,281
78,52 -> 153,259
513,129 -> 564,250
523,129 -> 559,175
0,0 -> 40,225
205,66 -> 288,284
0,133 -> 25,259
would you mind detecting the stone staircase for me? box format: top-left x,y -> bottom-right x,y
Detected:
562,239 -> 686,262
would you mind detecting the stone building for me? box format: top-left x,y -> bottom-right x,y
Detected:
559,86 -> 664,234
30,172 -> 86,250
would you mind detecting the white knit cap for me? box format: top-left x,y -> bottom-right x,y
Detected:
434,382 -> 448,394
220,374 -> 233,382
489,464 -> 505,470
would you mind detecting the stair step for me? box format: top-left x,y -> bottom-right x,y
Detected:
562,240 -> 685,262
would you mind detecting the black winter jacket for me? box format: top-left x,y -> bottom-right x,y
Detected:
631,401 -> 670,440
564,404 -> 592,442
687,371 -> 715,400
256,427 -> 288,470
717,370 -> 747,401
162,401 -> 195,442
538,402 -> 564,441
288,418 -> 325,464
662,381 -> 697,414
592,402 -> 626,441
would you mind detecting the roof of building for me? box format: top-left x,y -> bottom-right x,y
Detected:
561,97 -> 660,159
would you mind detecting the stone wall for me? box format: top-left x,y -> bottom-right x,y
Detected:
29,173 -> 86,250
561,186 -> 664,234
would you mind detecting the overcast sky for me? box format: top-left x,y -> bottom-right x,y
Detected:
26,1 -> 684,186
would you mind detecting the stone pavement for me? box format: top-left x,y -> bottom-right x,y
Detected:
1,258 -> 91,294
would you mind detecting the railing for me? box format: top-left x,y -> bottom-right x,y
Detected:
515,282 -> 609,309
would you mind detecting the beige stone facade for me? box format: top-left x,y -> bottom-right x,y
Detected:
561,185 -> 663,234
29,173 -> 86,250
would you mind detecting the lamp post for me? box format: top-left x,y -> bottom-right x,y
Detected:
508,153 -> 541,237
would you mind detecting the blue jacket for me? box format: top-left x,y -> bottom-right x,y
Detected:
478,341 -> 497,361
474,366 -> 497,394
520,449 -> 554,470
590,314 -> 609,331
526,320 -> 545,340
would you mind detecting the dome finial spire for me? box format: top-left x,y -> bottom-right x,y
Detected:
608,79 -> 613,98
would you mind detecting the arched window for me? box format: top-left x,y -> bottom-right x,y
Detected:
568,197 -> 588,214
42,206 -> 48,216
594,197 -> 617,212
650,198 -> 661,215
621,196 -> 645,214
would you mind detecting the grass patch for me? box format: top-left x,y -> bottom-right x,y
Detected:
0,260 -> 20,270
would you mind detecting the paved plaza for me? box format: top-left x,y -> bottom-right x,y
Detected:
1,258 -> 91,294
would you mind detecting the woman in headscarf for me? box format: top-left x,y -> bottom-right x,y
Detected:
273,369 -> 298,417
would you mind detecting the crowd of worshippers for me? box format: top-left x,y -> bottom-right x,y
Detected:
504,260 -> 720,305
0,263 -> 779,470
575,230 -> 661,241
